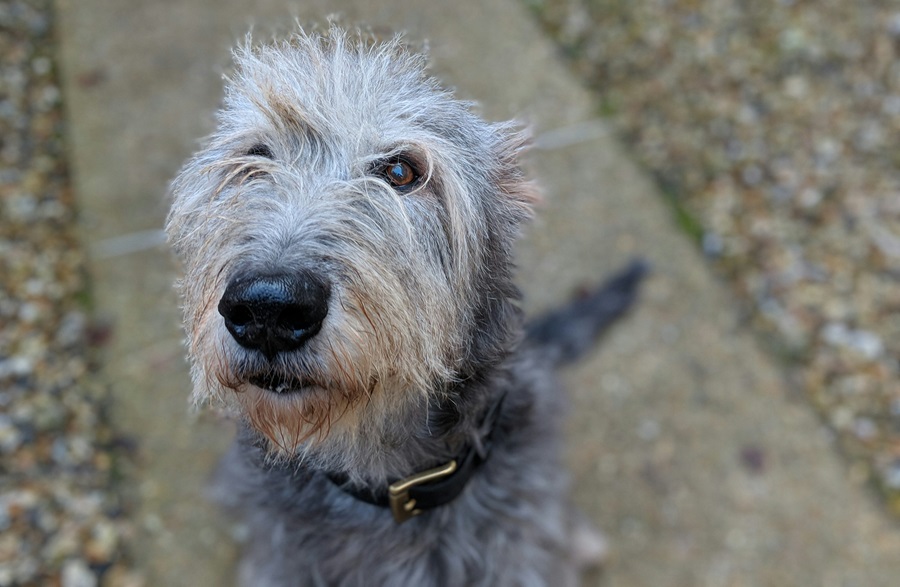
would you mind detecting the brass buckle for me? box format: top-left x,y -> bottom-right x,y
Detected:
388,460 -> 458,524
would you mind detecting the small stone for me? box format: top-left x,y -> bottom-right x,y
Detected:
853,418 -> 877,441
780,28 -> 808,53
820,322 -> 884,361
741,164 -> 763,186
31,56 -> 51,76
0,356 -> 33,378
0,415 -> 22,453
783,76 -> 808,99
814,138 -> 842,166
18,302 -> 42,323
882,460 -> 900,490
56,311 -> 87,347
4,193 -> 38,222
85,520 -> 118,563
61,559 -> 97,587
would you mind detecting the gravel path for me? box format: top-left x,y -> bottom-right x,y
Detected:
0,1 -> 137,585
530,0 -> 900,514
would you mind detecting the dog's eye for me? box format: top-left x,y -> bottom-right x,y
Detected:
246,144 -> 274,159
380,160 -> 418,189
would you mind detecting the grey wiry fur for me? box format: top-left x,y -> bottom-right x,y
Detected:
166,27 -> 641,586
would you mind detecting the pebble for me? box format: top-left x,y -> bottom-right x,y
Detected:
884,460 -> 900,490
821,323 -> 884,361
61,559 -> 96,587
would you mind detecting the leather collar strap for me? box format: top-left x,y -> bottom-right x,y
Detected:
327,392 -> 506,523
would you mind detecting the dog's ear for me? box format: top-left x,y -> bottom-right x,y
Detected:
491,123 -> 541,220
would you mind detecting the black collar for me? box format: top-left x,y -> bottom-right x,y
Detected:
326,391 -> 506,523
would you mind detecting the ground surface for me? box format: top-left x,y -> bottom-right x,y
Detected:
2,0 -> 899,585
530,0 -> 900,515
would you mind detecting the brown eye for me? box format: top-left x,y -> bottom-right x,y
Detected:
382,160 -> 417,189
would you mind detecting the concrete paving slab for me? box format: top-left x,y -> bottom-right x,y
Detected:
56,0 -> 900,585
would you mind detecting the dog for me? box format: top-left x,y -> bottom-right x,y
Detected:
166,26 -> 644,586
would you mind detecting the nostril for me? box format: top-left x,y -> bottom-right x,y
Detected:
228,304 -> 254,327
278,306 -> 311,332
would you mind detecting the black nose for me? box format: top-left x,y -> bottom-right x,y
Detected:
218,271 -> 330,359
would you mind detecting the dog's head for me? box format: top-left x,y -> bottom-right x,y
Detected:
166,27 -> 536,461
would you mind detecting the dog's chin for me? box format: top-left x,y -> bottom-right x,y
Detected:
248,372 -> 313,395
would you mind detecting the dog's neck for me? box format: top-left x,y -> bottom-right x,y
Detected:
322,382 -> 508,521
349,372 -> 503,483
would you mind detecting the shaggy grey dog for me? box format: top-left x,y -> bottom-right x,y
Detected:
166,27 -> 644,586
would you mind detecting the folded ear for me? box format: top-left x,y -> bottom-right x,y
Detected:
491,122 -> 541,222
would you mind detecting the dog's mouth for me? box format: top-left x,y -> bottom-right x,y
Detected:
248,372 -> 311,394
